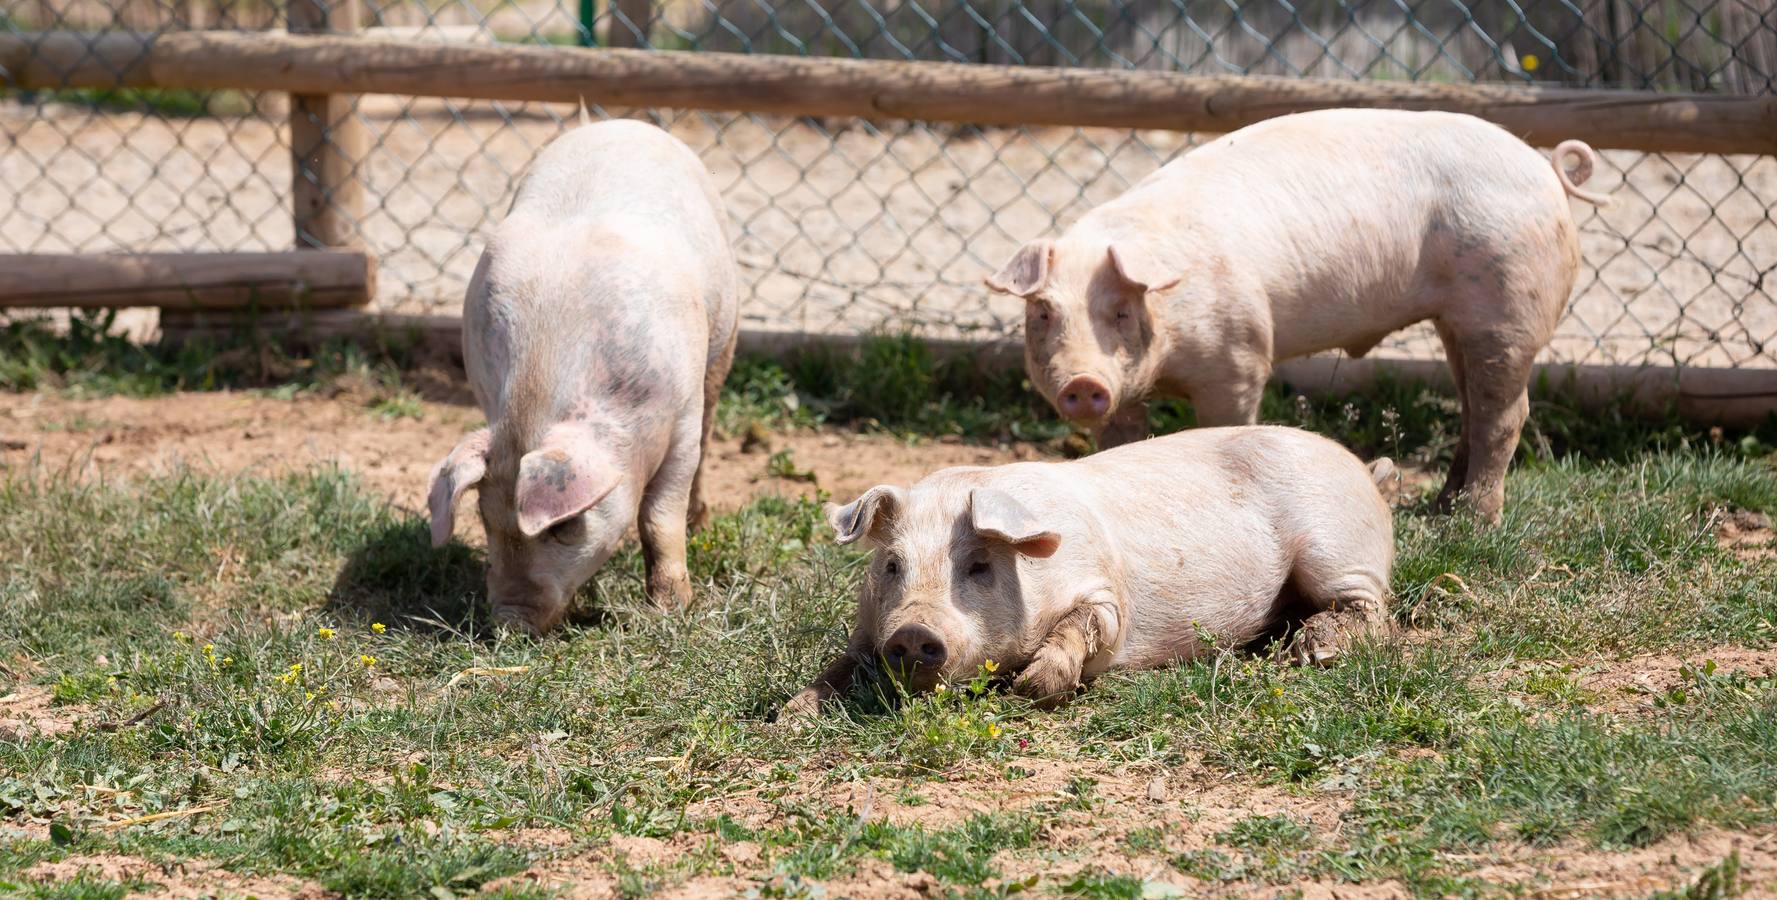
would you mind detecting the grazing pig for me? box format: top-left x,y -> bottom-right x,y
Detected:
986,108 -> 1611,522
780,426 -> 1394,717
427,120 -> 739,632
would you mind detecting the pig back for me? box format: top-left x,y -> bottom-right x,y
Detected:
506,121 -> 737,320
1086,109 -> 1570,359
464,121 -> 739,424
1067,426 -> 1393,666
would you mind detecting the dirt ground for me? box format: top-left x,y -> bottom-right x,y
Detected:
0,390 -> 1050,520
3,97 -> 1772,369
4,390 -> 1776,896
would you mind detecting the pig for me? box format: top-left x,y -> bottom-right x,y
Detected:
985,108 -> 1612,523
780,426 -> 1395,717
427,119 -> 739,633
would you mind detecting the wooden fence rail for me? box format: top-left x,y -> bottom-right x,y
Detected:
2,31 -> 1773,155
0,252 -> 375,309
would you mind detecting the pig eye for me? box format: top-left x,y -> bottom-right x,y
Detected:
967,559 -> 991,579
1115,310 -> 1130,322
882,557 -> 901,578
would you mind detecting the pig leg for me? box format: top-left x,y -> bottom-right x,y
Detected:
781,622 -> 874,719
689,334 -> 736,533
1451,331 -> 1535,524
781,650 -> 863,720
1278,549 -> 1391,667
1431,321 -> 1473,512
1190,369 -> 1267,427
1096,402 -> 1150,449
638,416 -> 702,609
1015,593 -> 1119,709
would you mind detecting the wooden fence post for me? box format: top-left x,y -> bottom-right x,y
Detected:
608,0 -> 650,48
289,0 -> 365,252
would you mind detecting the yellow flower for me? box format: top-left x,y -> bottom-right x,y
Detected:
983,659 -> 999,674
172,631 -> 189,643
203,643 -> 214,653
305,691 -> 316,702
1270,686 -> 1284,698
987,723 -> 1002,738
318,627 -> 336,641
361,655 -> 377,668
289,663 -> 303,673
1521,53 -> 1539,72
371,623 -> 386,634
221,657 -> 233,668
934,682 -> 948,693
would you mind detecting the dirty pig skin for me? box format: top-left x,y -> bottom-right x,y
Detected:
781,426 -> 1396,717
428,120 -> 740,633
988,108 -> 1609,522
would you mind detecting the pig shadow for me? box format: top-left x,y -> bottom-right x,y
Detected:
328,519 -> 613,639
327,519 -> 492,638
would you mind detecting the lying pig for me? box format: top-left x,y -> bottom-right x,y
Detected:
986,108 -> 1611,522
780,426 -> 1394,717
428,119 -> 739,632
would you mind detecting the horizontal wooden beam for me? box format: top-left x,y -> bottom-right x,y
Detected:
2,31 -> 1772,155
0,251 -> 375,309
736,331 -> 1777,426
150,312 -> 1777,426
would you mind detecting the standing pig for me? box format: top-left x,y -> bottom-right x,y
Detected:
427,120 -> 739,632
781,426 -> 1394,717
986,108 -> 1611,522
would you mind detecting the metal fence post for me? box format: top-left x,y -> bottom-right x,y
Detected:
289,0 -> 366,253
578,0 -> 597,46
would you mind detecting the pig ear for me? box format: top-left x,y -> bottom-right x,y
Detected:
515,426 -> 622,538
1106,244 -> 1181,295
427,429 -> 491,548
969,487 -> 1061,558
827,485 -> 905,546
984,239 -> 1054,297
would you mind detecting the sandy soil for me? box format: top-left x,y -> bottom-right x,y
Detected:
479,749 -> 1777,898
0,390 -> 1052,520
3,98 -> 1772,369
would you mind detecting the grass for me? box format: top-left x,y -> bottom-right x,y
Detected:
0,447 -> 1771,894
4,87 -> 258,118
1,315 -> 1775,894
8,313 -> 1775,459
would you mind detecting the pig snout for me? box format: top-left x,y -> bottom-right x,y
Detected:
1056,375 -> 1113,422
882,624 -> 948,685
487,575 -> 570,636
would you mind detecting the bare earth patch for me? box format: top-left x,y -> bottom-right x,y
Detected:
0,684 -> 85,740
23,853 -> 329,899
1472,827 -> 1777,898
1717,508 -> 1775,562
0,392 -> 1049,520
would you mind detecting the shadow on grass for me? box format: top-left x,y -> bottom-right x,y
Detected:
327,519 -> 490,638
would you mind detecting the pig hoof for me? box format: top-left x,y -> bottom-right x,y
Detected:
1014,651 -> 1082,709
776,690 -> 822,722
1276,612 -> 1340,667
646,573 -> 694,610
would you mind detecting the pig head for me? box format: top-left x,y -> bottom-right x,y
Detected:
798,473 -> 1123,706
428,420 -> 638,633
986,236 -> 1179,444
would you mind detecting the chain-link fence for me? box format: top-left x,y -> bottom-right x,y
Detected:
3,0 -> 1774,369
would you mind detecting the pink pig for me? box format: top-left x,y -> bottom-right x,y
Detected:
783,426 -> 1396,717
428,120 -> 739,633
988,108 -> 1610,522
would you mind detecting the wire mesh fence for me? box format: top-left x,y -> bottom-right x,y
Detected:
2,0 -> 1774,369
